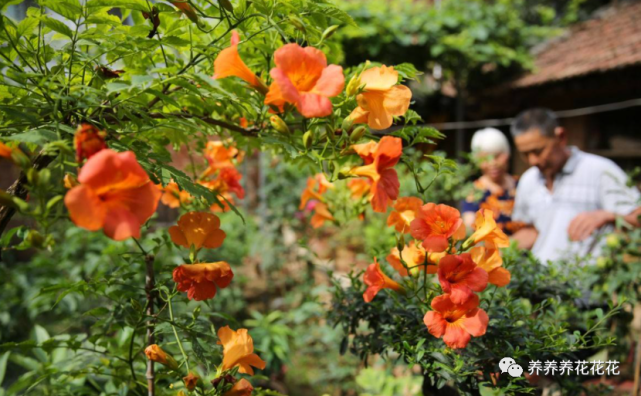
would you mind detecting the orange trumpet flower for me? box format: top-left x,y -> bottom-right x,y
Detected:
168,211 -> 226,250
310,202 -> 335,228
410,203 -> 465,252
173,262 -> 233,301
299,173 -> 334,210
348,136 -> 402,213
347,178 -> 371,200
217,326 -> 266,375
160,181 -> 192,208
183,373 -> 199,391
464,209 -> 510,250
144,344 -> 179,369
470,246 -> 511,287
363,258 -> 404,302
387,241 -> 437,277
213,31 -> 268,94
347,66 -> 412,130
423,293 -> 488,349
438,253 -> 488,304
64,149 -> 161,241
387,196 -> 422,233
0,142 -> 11,158
265,43 -> 344,118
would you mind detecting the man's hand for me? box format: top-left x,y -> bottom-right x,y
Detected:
568,210 -> 615,242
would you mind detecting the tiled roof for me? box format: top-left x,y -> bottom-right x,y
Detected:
512,1 -> 641,88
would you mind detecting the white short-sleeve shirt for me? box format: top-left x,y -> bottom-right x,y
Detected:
512,147 -> 640,264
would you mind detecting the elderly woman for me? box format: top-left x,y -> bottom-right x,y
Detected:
462,128 -> 523,234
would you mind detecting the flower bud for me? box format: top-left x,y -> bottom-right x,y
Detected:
350,126 -> 367,142
74,124 -> 107,163
396,235 -> 405,252
64,174 -> 79,189
183,373 -> 199,391
409,266 -> 420,278
26,229 -> 45,248
270,115 -> 290,135
321,25 -> 339,41
302,130 -> 314,150
341,117 -> 354,133
346,75 -> 362,97
144,344 -> 179,370
289,15 -> 306,33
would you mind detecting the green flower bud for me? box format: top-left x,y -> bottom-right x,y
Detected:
270,115 -> 290,135
346,74 -> 362,97
350,126 -> 367,142
303,130 -> 314,150
321,25 -> 340,41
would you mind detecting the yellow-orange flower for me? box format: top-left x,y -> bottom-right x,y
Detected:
160,182 -> 192,208
217,326 -> 266,375
470,246 -> 511,287
144,344 -> 178,369
183,373 -> 199,391
387,241 -> 437,277
169,211 -> 226,250
347,66 -> 412,130
387,197 -> 422,233
348,136 -> 402,213
424,293 -> 488,349
74,124 -> 107,162
299,173 -> 334,210
64,149 -> 162,241
213,31 -> 268,94
264,43 -> 344,118
223,379 -> 253,396
351,141 -> 378,164
465,209 -> 510,249
310,202 -> 335,228
173,262 -> 233,301
363,258 -> 404,302
347,178 -> 371,200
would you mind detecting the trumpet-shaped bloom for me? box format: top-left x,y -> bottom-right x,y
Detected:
387,241 -> 437,277
470,246 -> 511,287
64,149 -> 161,241
351,141 -> 378,164
467,209 -> 510,249
438,253 -> 488,304
173,262 -> 233,301
310,202 -> 334,228
410,203 -> 465,252
299,173 -> 334,210
160,181 -> 192,208
363,258 -> 404,302
169,211 -> 226,250
74,124 -> 107,162
347,178 -> 371,200
223,379 -> 253,396
214,31 -> 267,93
203,167 -> 246,199
144,344 -> 178,369
348,136 -> 402,213
183,373 -> 199,391
387,197 -> 422,233
217,326 -> 266,375
204,141 -> 242,173
423,293 -> 488,349
264,43 -> 344,118
347,66 -> 412,130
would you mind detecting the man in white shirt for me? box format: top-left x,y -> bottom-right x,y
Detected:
509,108 -> 641,264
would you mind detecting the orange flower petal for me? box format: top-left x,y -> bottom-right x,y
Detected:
488,267 -> 511,287
64,185 -> 107,231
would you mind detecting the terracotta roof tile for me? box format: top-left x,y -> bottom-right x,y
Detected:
513,1 -> 641,87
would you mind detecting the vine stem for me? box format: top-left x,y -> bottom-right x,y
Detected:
168,292 -> 190,372
142,245 -> 156,396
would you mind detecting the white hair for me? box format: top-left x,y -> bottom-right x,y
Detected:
471,128 -> 511,155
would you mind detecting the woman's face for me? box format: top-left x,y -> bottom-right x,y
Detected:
477,151 -> 509,182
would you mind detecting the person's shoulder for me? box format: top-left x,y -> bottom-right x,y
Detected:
515,167 -> 539,189
578,150 -> 623,172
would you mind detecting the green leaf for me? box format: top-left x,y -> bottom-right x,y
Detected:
41,16 -> 74,38
0,352 -> 9,386
5,129 -> 58,145
41,0 -> 82,20
311,4 -> 356,26
85,0 -> 150,11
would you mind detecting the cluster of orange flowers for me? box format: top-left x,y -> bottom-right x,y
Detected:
144,325 -> 265,395
214,31 -> 411,130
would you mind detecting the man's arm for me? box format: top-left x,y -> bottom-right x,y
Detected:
568,207 -> 641,242
511,226 -> 538,250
